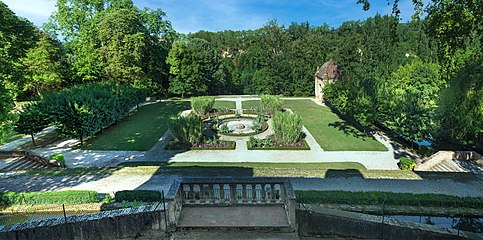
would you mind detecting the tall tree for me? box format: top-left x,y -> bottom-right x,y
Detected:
166,39 -> 219,97
98,7 -> 146,84
21,31 -> 67,96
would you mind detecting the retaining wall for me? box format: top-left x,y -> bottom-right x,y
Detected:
297,204 -> 483,240
0,205 -> 168,240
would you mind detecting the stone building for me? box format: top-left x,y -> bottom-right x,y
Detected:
315,59 -> 341,102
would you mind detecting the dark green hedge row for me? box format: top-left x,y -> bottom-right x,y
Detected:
115,190 -> 161,202
18,82 -> 146,143
296,190 -> 483,209
0,191 -> 99,206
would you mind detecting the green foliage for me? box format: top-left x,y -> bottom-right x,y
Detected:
272,112 -> 303,144
169,115 -> 203,144
167,39 -> 220,97
296,190 -> 483,209
0,190 -> 98,206
247,137 -> 274,148
219,124 -> 229,134
49,153 -> 66,166
0,84 -> 17,143
260,95 -> 283,116
114,190 -> 161,203
21,31 -> 67,96
398,157 -> 416,170
191,96 -> 215,115
438,56 -> 482,148
379,60 -> 443,143
34,82 -> 146,143
15,103 -> 50,145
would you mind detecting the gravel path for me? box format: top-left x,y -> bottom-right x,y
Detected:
0,172 -> 481,197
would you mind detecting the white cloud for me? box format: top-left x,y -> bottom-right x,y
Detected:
3,0 -> 57,26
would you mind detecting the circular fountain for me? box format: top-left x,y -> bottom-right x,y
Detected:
217,117 -> 266,136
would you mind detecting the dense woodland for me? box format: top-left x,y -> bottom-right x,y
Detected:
0,0 -> 481,151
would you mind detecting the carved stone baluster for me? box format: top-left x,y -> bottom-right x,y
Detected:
242,184 -> 247,203
208,184 -> 214,203
280,184 -> 286,203
261,184 -> 266,202
251,184 -> 257,203
219,184 -> 225,204
270,184 -> 276,203
230,184 -> 237,204
200,184 -> 205,204
189,184 -> 195,204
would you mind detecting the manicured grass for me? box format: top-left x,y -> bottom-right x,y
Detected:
14,131 -> 63,150
242,100 -> 260,110
243,100 -> 387,151
82,101 -> 190,151
213,100 -> 236,109
296,190 -> 483,209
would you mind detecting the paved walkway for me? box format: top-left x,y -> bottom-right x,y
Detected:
0,172 -> 481,197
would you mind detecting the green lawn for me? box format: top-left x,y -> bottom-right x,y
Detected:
213,100 -> 236,109
82,101 -> 190,151
241,100 -> 260,109
242,99 -> 387,151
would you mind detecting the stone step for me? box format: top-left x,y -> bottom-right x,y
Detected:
171,230 -> 300,240
0,156 -> 48,172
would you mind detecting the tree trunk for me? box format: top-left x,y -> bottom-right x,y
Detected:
80,135 -> 83,145
30,134 -> 36,146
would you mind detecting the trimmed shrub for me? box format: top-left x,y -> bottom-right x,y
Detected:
114,190 -> 161,202
33,82 -> 146,144
295,190 -> 483,209
247,137 -> 274,148
0,191 -> 98,206
260,95 -> 283,116
169,115 -> 203,144
399,157 -> 416,170
272,112 -> 303,144
49,153 -> 65,166
191,96 -> 215,115
15,103 -> 50,145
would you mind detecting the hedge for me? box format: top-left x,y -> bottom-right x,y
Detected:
25,82 -> 146,144
0,191 -> 99,206
296,190 -> 483,209
114,190 -> 161,202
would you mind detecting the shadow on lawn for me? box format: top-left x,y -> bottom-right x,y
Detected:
328,121 -> 372,140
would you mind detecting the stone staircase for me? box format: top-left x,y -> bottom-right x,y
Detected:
429,159 -> 465,172
0,156 -> 50,171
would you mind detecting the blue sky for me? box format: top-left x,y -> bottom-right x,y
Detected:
3,0 -> 417,33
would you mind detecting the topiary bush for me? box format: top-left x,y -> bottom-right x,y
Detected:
260,95 -> 283,116
272,112 -> 303,144
191,96 -> 215,115
169,115 -> 203,144
399,157 -> 417,170
114,190 -> 161,202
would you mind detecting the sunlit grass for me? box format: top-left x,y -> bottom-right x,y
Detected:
81,101 -> 190,151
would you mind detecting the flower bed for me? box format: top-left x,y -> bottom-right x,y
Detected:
247,136 -> 310,150
165,140 -> 236,150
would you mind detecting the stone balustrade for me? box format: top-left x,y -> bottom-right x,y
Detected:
165,177 -> 297,231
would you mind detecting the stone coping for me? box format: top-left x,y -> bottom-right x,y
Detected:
0,204 -> 162,233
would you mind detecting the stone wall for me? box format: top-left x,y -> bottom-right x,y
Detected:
297,204 -> 483,240
0,205 -> 168,240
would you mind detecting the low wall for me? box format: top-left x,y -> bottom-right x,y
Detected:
297,204 -> 483,240
0,150 -> 62,168
0,205 -> 168,240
